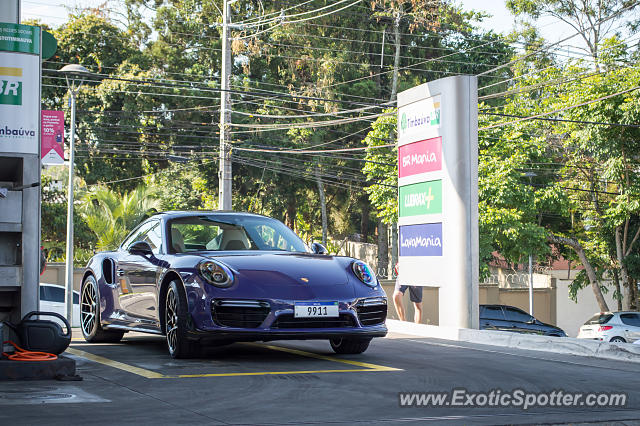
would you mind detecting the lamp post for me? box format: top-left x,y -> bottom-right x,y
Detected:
60,64 -> 91,325
523,171 -> 538,316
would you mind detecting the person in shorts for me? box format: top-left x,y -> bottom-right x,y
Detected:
392,263 -> 423,323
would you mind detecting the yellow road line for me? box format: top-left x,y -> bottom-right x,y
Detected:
0,67 -> 22,76
250,343 -> 401,371
176,368 -> 375,378
65,347 -> 166,379
67,342 -> 401,379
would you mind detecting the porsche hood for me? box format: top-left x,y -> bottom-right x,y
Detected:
203,252 -> 358,300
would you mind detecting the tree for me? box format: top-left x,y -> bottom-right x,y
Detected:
506,0 -> 639,64
80,185 -> 161,250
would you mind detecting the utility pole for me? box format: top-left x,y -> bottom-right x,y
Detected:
60,64 -> 90,324
218,0 -> 233,210
523,171 -> 537,316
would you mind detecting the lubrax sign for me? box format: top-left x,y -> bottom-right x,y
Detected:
397,77 -> 479,329
0,23 -> 40,154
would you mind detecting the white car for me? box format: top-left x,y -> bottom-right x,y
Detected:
39,283 -> 80,328
577,312 -> 640,343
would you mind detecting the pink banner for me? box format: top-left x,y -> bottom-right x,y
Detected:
398,137 -> 442,178
41,110 -> 64,165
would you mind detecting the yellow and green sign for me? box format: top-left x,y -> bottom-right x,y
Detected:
0,67 -> 22,105
399,180 -> 442,217
0,23 -> 41,155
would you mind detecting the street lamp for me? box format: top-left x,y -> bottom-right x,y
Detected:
60,63 -> 91,325
523,171 -> 538,316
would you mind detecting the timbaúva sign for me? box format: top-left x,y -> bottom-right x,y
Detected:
0,23 -> 40,155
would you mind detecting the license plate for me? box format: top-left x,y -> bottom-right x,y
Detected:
294,302 -> 339,318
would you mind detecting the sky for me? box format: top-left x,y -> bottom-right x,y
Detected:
20,0 -> 589,54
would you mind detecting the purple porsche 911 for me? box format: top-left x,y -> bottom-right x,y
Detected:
80,211 -> 388,358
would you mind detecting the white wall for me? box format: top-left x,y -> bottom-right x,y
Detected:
555,279 -> 618,337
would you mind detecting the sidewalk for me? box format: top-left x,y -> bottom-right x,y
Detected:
387,319 -> 640,364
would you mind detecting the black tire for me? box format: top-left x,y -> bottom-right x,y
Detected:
610,336 -> 626,343
81,275 -> 125,343
330,337 -> 372,354
165,280 -> 199,359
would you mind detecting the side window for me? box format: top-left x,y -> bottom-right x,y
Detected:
40,286 -> 48,301
504,307 -> 534,323
480,306 -> 505,320
143,222 -> 163,255
48,286 -> 65,303
620,313 -> 640,327
122,221 -> 154,250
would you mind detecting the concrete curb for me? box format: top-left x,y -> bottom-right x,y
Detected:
387,319 -> 640,364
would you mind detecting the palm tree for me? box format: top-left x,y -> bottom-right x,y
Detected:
81,185 -> 161,250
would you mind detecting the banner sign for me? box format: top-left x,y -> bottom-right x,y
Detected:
0,23 -> 40,54
0,51 -> 40,154
398,95 -> 441,143
398,95 -> 444,264
399,223 -> 443,257
396,77 -> 479,327
41,110 -> 64,165
399,180 -> 442,217
398,137 -> 442,178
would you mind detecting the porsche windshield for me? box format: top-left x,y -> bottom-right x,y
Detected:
168,215 -> 309,253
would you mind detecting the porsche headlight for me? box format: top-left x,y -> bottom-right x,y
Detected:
198,260 -> 234,287
351,261 -> 377,287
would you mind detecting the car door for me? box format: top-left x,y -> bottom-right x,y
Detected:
503,306 -> 540,334
479,305 -> 511,331
117,220 -> 162,326
619,313 -> 640,342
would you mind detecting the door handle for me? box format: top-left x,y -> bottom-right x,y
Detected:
117,269 -> 125,277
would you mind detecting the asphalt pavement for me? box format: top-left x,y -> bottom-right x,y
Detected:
1,330 -> 640,425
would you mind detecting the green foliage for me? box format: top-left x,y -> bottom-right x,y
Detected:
41,175 -> 96,261
80,185 -> 161,250
362,110 -> 398,225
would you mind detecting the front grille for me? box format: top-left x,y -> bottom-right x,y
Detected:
271,314 -> 355,329
356,299 -> 387,326
212,300 -> 270,328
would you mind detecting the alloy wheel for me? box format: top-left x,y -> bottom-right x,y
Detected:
166,287 -> 178,353
81,279 -> 97,336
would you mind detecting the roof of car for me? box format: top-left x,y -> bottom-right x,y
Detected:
480,304 -> 521,309
153,210 -> 271,219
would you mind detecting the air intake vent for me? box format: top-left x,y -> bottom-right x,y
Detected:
212,300 -> 270,328
271,314 -> 355,329
356,298 -> 387,326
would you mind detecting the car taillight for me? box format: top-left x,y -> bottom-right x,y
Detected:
598,325 -> 613,331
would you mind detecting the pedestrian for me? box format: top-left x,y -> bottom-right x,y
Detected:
392,262 -> 423,323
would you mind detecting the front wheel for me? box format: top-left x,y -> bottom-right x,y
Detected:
165,281 -> 199,359
330,337 -> 371,354
80,275 -> 124,343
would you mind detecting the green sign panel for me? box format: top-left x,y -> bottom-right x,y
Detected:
399,180 -> 442,217
0,80 -> 22,105
0,23 -> 40,54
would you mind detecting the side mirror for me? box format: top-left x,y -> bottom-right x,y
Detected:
128,241 -> 153,256
310,242 -> 328,255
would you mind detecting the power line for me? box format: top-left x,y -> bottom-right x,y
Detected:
480,84 -> 640,130
477,1 -> 640,77
481,112 -> 640,128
